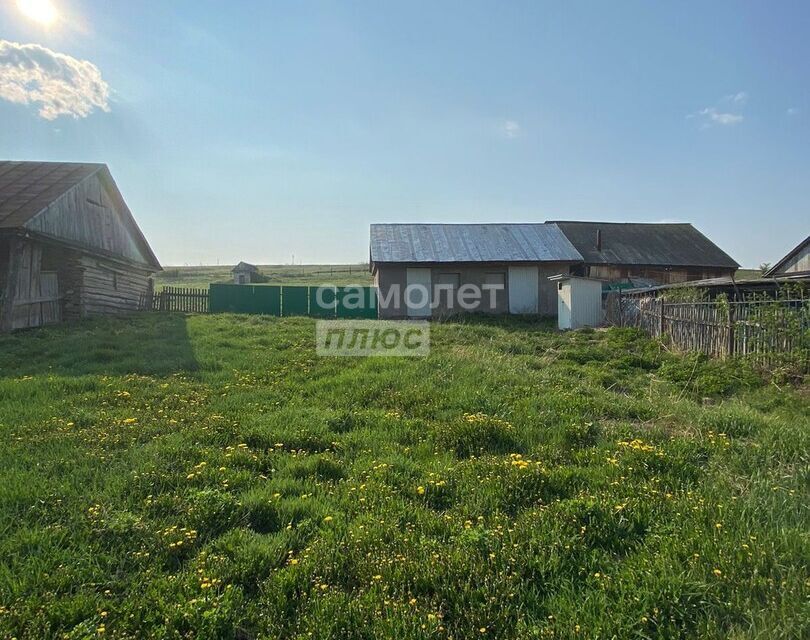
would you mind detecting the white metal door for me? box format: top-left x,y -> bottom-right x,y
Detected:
508,266 -> 539,314
557,282 -> 571,329
406,268 -> 432,317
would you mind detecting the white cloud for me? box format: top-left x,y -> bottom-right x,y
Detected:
690,93 -> 747,128
700,107 -> 743,126
0,40 -> 110,120
787,107 -> 799,116
725,91 -> 748,105
503,120 -> 521,138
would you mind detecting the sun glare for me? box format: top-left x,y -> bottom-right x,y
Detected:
17,0 -> 58,26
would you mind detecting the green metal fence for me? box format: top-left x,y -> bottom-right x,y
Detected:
337,286 -> 378,319
209,283 -> 280,316
309,286 -> 337,318
209,284 -> 377,318
281,286 -> 309,316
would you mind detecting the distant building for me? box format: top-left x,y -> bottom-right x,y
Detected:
369,221 -> 739,318
763,235 -> 810,277
232,261 -> 260,284
552,221 -> 739,284
0,161 -> 161,331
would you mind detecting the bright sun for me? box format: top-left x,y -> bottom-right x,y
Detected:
17,0 -> 58,26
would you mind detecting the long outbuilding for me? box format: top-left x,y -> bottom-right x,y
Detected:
370,221 -> 739,318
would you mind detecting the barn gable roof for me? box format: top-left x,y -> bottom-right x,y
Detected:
232,261 -> 258,273
763,235 -> 810,277
551,221 -> 739,268
370,223 -> 583,264
0,161 -> 160,270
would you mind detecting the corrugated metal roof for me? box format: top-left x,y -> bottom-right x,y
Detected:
370,223 -> 583,264
552,221 -> 739,268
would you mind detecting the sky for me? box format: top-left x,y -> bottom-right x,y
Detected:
0,1 -> 808,267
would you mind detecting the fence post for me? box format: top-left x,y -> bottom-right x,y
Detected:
658,299 -> 665,337
618,291 -> 623,327
726,304 -> 735,358
145,278 -> 154,311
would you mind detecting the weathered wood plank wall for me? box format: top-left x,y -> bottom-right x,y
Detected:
25,173 -> 150,265
0,238 -> 62,330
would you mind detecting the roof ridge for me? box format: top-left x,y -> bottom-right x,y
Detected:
550,220 -> 693,226
0,160 -> 107,167
370,222 -> 548,226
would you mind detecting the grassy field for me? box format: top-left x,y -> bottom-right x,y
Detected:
155,265 -> 372,290
154,265 -> 764,292
0,314 -> 807,639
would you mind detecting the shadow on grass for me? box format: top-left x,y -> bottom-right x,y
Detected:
0,313 -> 199,378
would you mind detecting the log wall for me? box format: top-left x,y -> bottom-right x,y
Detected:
72,254 -> 152,317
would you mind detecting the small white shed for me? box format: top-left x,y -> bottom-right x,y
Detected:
549,274 -> 604,330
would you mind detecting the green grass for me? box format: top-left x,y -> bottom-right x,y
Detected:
155,264 -> 372,290
735,269 -> 764,280
0,314 -> 807,639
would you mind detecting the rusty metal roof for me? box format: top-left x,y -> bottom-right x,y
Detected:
370,223 -> 583,264
552,221 -> 739,268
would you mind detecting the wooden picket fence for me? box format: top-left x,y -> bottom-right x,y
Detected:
139,287 -> 209,313
605,292 -> 809,370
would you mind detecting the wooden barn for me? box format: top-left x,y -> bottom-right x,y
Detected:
0,161 -> 161,331
232,261 -> 260,284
